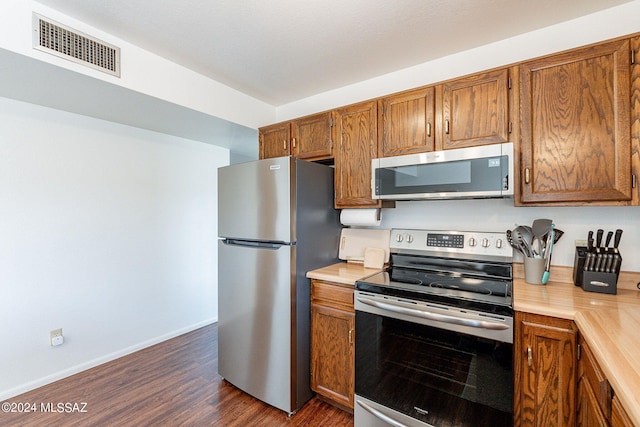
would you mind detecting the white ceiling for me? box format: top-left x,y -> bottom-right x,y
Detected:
34,0 -> 632,107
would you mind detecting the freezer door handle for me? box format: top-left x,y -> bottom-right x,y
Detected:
221,238 -> 290,249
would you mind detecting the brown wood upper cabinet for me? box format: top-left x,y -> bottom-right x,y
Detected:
379,86 -> 436,157
441,68 -> 513,150
378,68 -> 515,157
259,121 -> 290,159
519,38 -> 634,205
333,100 -> 381,208
258,111 -> 333,161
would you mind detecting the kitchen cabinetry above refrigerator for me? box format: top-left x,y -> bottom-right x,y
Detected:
259,111 -> 333,162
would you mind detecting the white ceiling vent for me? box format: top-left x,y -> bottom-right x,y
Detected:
33,13 -> 120,77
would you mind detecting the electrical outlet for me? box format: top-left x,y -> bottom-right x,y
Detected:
50,328 -> 64,346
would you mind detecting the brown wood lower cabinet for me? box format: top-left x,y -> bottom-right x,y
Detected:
310,279 -> 354,411
514,312 -> 578,427
578,335 -> 635,427
611,395 -> 635,427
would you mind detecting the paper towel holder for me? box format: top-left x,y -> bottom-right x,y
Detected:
340,208 -> 381,227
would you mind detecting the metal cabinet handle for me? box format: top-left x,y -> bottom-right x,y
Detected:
426,122 -> 432,137
292,137 -> 296,149
348,329 -> 353,345
527,346 -> 533,367
525,168 -> 531,184
445,119 -> 450,134
283,139 -> 287,151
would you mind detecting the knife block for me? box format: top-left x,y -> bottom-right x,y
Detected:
573,246 -> 620,295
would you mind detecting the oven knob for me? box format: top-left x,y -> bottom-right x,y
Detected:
468,237 -> 476,247
481,238 -> 490,248
396,234 -> 403,243
406,234 -> 414,243
496,238 -> 503,249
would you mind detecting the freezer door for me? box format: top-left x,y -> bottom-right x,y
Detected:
218,156 -> 292,242
218,238 -> 295,413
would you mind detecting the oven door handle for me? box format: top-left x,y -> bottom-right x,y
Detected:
356,399 -> 410,427
356,296 -> 510,330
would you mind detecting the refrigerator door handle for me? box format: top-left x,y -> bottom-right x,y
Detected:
221,238 -> 291,249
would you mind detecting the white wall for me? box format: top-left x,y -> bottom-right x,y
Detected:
277,1 -> 640,273
277,1 -> 640,119
0,97 -> 228,400
378,200 -> 640,272
0,0 -> 275,129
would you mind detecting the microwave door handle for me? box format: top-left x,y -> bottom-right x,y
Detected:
356,399 -> 408,427
356,296 -> 509,331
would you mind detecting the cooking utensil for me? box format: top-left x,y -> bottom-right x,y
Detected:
552,228 -> 564,244
512,226 -> 534,257
532,219 -> 552,257
541,225 -> 555,284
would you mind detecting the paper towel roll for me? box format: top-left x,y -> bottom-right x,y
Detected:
340,209 -> 381,226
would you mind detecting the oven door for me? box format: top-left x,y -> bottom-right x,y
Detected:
354,291 -> 514,427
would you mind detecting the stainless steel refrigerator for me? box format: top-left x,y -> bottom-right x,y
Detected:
217,156 -> 340,414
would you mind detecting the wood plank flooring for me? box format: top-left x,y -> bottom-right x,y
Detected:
1,323 -> 353,426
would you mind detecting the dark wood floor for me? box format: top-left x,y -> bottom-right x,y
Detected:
1,323 -> 353,426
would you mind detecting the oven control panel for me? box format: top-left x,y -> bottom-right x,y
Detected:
390,228 -> 512,259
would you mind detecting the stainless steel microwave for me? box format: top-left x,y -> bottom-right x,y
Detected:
372,142 -> 514,200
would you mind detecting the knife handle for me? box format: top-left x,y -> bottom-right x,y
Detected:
605,231 -> 613,248
611,254 -> 620,274
595,229 -> 603,250
613,229 -> 623,252
594,254 -> 603,272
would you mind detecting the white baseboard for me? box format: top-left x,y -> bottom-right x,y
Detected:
0,317 -> 218,401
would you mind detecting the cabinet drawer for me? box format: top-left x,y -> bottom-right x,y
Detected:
311,279 -> 354,310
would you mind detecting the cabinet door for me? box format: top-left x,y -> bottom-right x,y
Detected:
632,36 -> 640,205
577,378 -> 608,427
333,100 -> 380,208
515,312 -> 577,427
520,39 -> 632,204
259,122 -> 290,159
379,86 -> 436,156
291,111 -> 333,161
310,303 -> 354,409
441,68 -> 511,149
611,395 -> 634,427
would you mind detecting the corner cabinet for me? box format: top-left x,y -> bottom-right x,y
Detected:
577,335 -> 635,427
333,100 -> 381,208
519,38 -> 634,205
514,312 -> 578,427
577,334 -> 611,427
258,111 -> 334,161
310,279 -> 355,411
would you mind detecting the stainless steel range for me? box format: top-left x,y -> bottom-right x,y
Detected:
354,229 -> 514,427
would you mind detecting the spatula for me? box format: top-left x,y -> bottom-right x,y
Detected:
532,218 -> 552,258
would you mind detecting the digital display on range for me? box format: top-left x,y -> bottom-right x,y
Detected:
426,233 -> 464,248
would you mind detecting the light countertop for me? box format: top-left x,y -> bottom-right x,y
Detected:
306,261 -> 382,285
308,261 -> 640,425
514,277 -> 640,426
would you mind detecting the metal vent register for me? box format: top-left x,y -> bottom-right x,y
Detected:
33,14 -> 120,77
